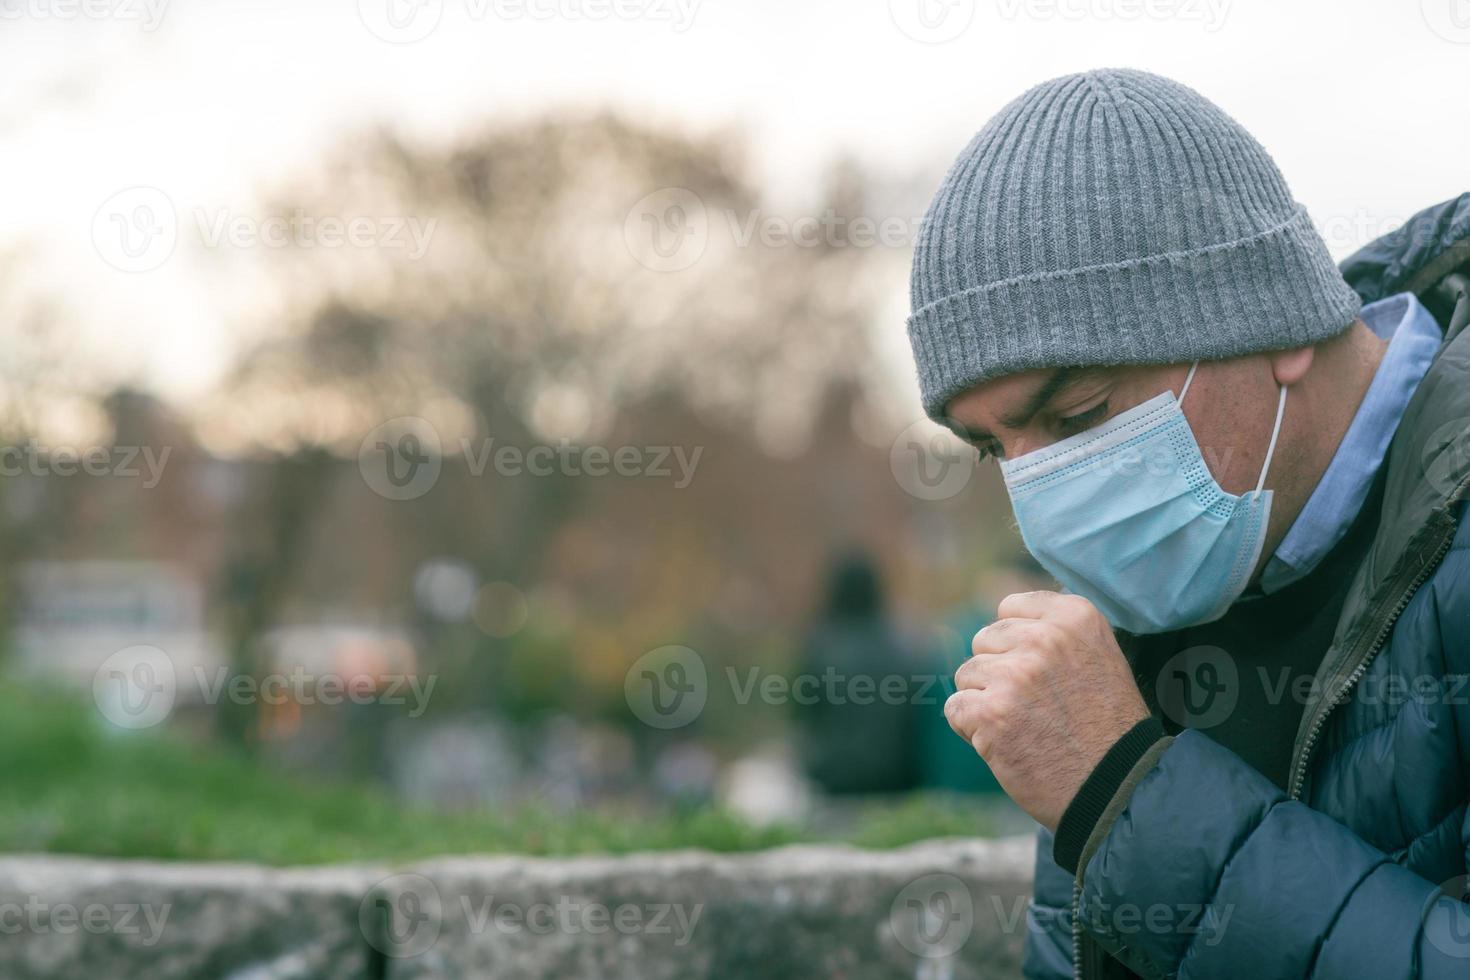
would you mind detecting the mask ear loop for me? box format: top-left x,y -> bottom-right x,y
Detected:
1253,385 -> 1288,497
1178,361 -> 1201,406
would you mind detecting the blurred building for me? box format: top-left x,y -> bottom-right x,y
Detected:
12,560 -> 224,689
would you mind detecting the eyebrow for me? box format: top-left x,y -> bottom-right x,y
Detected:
948,367 -> 1081,445
999,367 -> 1078,430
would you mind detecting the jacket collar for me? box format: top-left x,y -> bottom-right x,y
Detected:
1328,321 -> 1470,659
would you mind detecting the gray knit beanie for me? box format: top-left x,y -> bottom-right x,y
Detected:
907,68 -> 1362,421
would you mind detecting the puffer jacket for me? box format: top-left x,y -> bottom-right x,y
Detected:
1025,193 -> 1470,980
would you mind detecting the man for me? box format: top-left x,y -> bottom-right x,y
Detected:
905,68 -> 1470,979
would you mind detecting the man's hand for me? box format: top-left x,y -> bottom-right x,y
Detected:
944,591 -> 1149,831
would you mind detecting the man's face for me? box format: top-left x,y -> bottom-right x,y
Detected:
944,354 -> 1287,501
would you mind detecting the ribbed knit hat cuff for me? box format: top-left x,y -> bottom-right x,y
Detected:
907,206 -> 1362,421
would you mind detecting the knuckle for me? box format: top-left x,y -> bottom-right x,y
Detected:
996,593 -> 1027,618
1009,654 -> 1045,686
974,618 -> 1010,646
1059,593 -> 1099,622
1031,621 -> 1066,652
946,692 -> 987,742
943,691 -> 972,727
954,659 -> 977,691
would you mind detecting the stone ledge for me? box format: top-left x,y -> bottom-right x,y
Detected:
0,835 -> 1036,979
0,856 -> 379,980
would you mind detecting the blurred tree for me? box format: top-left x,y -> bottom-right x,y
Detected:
196,115 -> 897,739
0,264 -> 87,658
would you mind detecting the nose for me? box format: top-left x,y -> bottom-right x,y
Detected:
1003,430 -> 1046,460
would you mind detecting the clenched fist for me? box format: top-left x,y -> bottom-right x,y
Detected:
944,591 -> 1150,831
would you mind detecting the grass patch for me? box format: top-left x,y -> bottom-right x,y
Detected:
0,676 -> 997,865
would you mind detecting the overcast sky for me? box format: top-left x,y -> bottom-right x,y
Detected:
3,0 -> 1467,411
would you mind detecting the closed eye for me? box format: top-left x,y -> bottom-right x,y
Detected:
1056,401 -> 1108,436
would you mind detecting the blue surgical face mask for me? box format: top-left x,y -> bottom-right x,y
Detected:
997,363 -> 1287,635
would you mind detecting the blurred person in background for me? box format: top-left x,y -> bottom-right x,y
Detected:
907,68 -> 1470,979
795,549 -> 918,797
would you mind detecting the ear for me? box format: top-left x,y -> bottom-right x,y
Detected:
1268,345 -> 1314,387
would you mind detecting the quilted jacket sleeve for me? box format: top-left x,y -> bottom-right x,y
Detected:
1077,729 -> 1470,980
1023,826 -> 1077,980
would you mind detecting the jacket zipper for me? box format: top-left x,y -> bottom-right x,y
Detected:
1072,884 -> 1083,979
1287,505 -> 1462,800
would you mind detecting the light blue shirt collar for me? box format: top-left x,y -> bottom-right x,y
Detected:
1259,292 -> 1441,594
